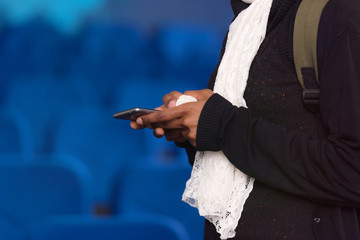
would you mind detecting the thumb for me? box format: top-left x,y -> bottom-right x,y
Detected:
155,105 -> 166,111
184,89 -> 213,101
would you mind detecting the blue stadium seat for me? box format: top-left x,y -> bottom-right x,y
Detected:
113,77 -> 164,110
156,24 -> 220,65
5,78 -> 98,153
52,106 -> 147,208
0,155 -> 92,230
72,22 -> 148,104
0,18 -> 63,77
0,105 -> 34,158
142,130 -> 189,165
112,76 -> 200,110
0,214 -> 24,240
116,163 -> 204,240
154,24 -> 222,82
29,214 -> 190,240
79,22 -> 145,75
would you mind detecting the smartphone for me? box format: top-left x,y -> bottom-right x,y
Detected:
113,108 -> 158,121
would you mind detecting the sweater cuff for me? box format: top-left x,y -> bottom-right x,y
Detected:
196,93 -> 234,151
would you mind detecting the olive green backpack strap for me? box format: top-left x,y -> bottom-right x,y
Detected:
293,0 -> 329,111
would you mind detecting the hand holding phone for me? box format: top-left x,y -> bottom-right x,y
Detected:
113,108 -> 158,121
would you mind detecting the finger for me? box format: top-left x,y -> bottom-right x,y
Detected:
184,89 -> 214,101
153,128 -> 165,138
189,139 -> 196,147
164,129 -> 187,142
181,129 -> 196,147
139,107 -> 184,129
152,118 -> 184,130
136,117 -> 143,126
155,105 -> 166,111
130,120 -> 145,129
163,91 -> 182,108
168,100 -> 176,108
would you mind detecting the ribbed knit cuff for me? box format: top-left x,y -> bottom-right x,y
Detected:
196,93 -> 234,151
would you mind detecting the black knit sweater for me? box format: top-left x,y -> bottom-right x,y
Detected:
183,0 -> 360,239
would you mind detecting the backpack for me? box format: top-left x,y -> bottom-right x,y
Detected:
293,0 -> 329,112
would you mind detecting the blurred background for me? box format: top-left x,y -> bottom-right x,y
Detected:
0,0 -> 232,239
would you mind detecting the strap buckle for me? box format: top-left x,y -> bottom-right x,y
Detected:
303,89 -> 320,113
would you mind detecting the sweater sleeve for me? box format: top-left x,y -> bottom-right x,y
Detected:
196,29 -> 360,207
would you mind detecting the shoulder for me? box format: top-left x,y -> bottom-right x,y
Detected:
321,0 -> 360,35
317,0 -> 360,57
341,0 -> 360,33
315,0 -> 360,82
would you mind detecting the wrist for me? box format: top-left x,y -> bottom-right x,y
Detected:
196,93 -> 235,151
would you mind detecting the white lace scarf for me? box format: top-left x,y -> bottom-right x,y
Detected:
181,0 -> 273,239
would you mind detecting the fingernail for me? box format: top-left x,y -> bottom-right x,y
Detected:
168,100 -> 176,108
136,118 -> 143,125
154,129 -> 162,138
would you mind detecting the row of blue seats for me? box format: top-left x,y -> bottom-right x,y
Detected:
0,155 -> 203,240
0,20 -> 217,240
1,74 -> 203,110
0,77 -> 198,158
0,19 -> 222,79
0,102 -> 190,204
1,214 -> 191,240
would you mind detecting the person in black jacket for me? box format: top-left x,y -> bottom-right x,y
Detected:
131,0 -> 360,239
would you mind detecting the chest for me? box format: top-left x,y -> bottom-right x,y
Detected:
244,30 -> 321,137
